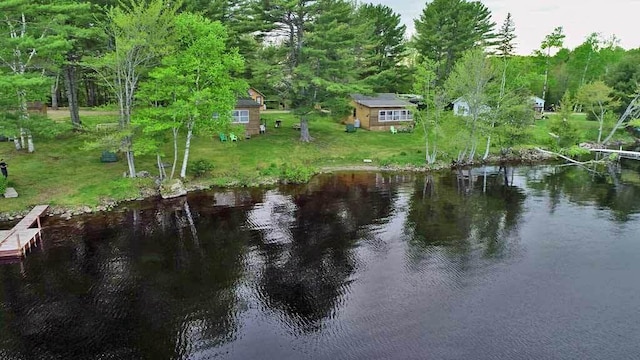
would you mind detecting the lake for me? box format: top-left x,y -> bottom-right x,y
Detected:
1,165 -> 640,359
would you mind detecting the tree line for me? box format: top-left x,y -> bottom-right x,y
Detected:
1,0 -> 639,174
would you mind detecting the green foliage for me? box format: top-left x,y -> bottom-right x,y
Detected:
279,163 -> 317,184
549,93 -> 580,148
0,112 -> 72,139
0,176 -> 7,195
189,159 -> 214,178
561,145 -> 591,158
258,162 -> 280,177
414,0 -> 496,83
357,3 -> 409,93
605,49 -> 640,114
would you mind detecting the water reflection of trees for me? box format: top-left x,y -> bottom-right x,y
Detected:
0,194 -> 257,359
525,165 -> 640,222
405,167 -> 526,266
248,173 -> 397,333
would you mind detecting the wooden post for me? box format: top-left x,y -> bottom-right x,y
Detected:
16,233 -> 23,257
36,215 -> 42,248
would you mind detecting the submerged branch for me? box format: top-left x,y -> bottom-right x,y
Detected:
535,148 -> 605,174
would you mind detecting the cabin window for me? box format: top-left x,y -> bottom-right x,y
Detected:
256,96 -> 262,104
232,110 -> 250,123
378,109 -> 412,122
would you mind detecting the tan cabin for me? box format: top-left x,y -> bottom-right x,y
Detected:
233,99 -> 262,136
248,88 -> 267,111
346,94 -> 415,131
27,101 -> 47,115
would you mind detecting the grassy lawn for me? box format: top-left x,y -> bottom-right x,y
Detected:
0,110 -> 633,213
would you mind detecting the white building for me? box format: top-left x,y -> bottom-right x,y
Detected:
531,96 -> 545,112
452,97 -> 491,117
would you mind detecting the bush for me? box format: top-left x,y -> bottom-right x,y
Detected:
189,159 -> 214,178
549,117 -> 580,149
258,162 -> 280,177
279,163 -> 316,184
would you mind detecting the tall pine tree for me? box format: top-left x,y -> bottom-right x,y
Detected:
413,0 -> 495,83
357,3 -> 408,93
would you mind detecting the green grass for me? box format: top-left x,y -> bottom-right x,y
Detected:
0,110 -> 634,213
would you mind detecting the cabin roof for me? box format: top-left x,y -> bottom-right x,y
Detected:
248,87 -> 266,97
351,93 -> 414,108
236,98 -> 262,107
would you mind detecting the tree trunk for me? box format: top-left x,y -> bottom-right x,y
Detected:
16,89 -> 29,150
51,73 -> 60,110
541,50 -> 551,104
125,147 -> 136,177
299,117 -> 312,142
63,65 -> 81,129
84,76 -> 97,107
180,121 -> 194,178
482,135 -> 491,161
171,128 -> 178,180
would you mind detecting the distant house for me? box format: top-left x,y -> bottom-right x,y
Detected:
224,99 -> 262,136
247,88 -> 267,111
531,96 -> 545,112
347,93 -> 416,131
452,97 -> 491,117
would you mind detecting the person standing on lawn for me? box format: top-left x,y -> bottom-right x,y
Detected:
0,159 -> 7,178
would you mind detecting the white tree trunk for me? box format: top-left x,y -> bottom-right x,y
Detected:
124,138 -> 136,177
27,134 -> 34,153
180,121 -> 194,178
156,154 -> 165,180
482,135 -> 491,161
51,73 -> 60,110
171,128 -> 178,180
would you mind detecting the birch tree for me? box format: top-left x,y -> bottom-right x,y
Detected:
413,59 -> 445,165
539,26 -> 565,104
86,0 -> 179,177
446,49 -> 495,163
576,81 -> 617,144
136,13 -> 245,179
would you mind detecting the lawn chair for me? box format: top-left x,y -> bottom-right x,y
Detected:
219,133 -> 228,142
229,133 -> 238,142
345,124 -> 356,133
390,126 -> 398,134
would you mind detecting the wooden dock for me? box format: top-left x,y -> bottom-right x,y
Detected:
589,148 -> 640,160
0,205 -> 48,259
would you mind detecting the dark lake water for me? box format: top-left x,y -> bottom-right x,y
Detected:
2,165 -> 640,359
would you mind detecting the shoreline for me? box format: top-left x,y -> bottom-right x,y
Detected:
0,150 -> 554,222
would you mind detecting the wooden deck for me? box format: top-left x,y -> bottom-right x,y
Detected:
0,205 -> 48,259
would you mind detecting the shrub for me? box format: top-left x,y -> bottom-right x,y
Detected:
258,162 -> 280,177
549,117 -> 580,149
280,163 -> 316,184
189,159 -> 214,178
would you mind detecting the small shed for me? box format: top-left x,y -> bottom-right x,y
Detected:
531,96 -> 545,112
233,99 -> 262,135
452,97 -> 491,117
248,88 -> 267,111
346,93 -> 415,131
